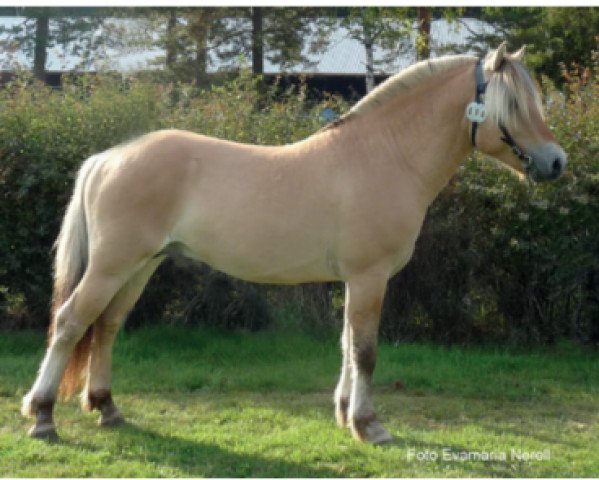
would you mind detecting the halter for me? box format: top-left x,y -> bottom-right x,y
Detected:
467,59 -> 534,173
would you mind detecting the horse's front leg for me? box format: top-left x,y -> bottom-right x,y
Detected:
344,271 -> 393,444
334,285 -> 351,427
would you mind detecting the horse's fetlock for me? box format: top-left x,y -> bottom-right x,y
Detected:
22,391 -> 55,418
350,413 -> 393,444
335,397 -> 349,427
86,389 -> 113,411
350,413 -> 377,441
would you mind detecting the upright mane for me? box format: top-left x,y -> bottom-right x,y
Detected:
324,55 -> 474,129
323,50 -> 543,132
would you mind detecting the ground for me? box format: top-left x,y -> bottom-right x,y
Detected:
0,326 -> 597,477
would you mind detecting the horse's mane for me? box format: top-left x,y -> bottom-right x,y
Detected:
323,50 -> 542,132
323,55 -> 474,130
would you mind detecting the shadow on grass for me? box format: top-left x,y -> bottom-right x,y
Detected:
63,421 -> 342,478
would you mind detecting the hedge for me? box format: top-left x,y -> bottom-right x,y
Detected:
0,65 -> 597,345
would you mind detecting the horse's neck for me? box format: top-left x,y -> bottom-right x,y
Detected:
329,64 -> 474,206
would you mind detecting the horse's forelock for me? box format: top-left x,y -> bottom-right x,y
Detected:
484,55 -> 543,131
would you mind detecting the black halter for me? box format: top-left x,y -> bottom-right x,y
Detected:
470,60 -> 534,173
470,60 -> 488,147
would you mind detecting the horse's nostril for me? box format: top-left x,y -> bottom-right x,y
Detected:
552,158 -> 562,173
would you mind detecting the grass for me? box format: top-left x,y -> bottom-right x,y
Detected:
0,325 -> 598,477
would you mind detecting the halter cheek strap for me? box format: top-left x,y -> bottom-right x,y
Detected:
467,60 -> 488,147
467,59 -> 534,173
499,124 -> 534,172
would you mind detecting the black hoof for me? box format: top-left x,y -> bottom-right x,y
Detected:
99,410 -> 125,427
28,424 -> 59,442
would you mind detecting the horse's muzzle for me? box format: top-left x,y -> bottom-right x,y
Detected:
528,143 -> 567,182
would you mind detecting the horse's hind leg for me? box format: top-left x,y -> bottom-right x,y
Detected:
345,271 -> 393,444
81,257 -> 163,426
22,261 -> 148,439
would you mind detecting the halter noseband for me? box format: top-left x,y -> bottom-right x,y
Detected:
467,59 -> 534,173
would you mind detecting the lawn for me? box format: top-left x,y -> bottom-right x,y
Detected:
0,326 -> 598,477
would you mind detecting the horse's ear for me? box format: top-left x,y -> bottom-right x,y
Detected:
489,41 -> 508,71
511,45 -> 526,61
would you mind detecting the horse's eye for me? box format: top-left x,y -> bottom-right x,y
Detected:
509,98 -> 519,114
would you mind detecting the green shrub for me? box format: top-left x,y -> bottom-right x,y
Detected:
0,74 -> 161,325
0,62 -> 597,346
0,71 -> 345,331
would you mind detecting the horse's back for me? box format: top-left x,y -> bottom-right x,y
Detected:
82,129 -> 341,283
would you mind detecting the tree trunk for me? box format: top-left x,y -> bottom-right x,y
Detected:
417,7 -> 431,60
251,7 -> 267,109
190,13 -> 208,88
360,8 -> 376,93
364,40 -> 375,93
166,8 -> 177,70
251,7 -> 264,76
33,13 -> 49,82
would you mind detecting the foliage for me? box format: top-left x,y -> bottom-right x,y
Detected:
0,52 -> 597,346
0,70 -> 345,330
0,73 -> 160,326
0,7 -> 116,75
1,326 -> 598,476
477,7 -> 599,86
339,7 -> 414,92
381,60 -> 599,346
128,7 -> 334,83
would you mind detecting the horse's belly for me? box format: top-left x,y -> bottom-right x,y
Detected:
172,223 -> 339,284
182,242 -> 338,284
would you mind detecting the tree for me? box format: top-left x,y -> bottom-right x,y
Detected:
477,7 -> 599,85
416,7 -> 431,60
143,7 -> 332,87
251,7 -> 263,76
33,11 -> 48,80
0,7 -> 112,81
340,7 -> 413,92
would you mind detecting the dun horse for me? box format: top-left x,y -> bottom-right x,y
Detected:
23,43 -> 566,444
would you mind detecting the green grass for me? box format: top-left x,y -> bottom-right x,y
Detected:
0,326 -> 598,477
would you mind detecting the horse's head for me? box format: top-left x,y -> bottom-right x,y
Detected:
469,42 -> 567,181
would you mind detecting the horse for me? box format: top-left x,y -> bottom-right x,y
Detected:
22,42 -> 566,444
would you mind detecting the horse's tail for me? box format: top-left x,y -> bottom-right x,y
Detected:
51,152 -> 105,400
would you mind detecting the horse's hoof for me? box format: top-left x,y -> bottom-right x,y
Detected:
351,416 -> 394,445
28,423 -> 59,442
99,409 -> 125,427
